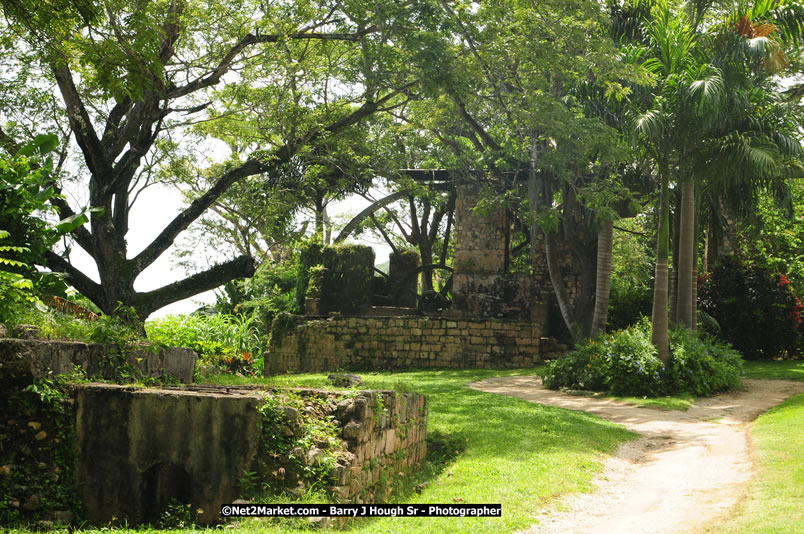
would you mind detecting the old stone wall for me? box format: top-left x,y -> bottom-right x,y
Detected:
267,316 -> 542,374
257,389 -> 428,505
74,384 -> 427,526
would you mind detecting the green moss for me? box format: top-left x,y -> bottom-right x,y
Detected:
296,242 -> 375,314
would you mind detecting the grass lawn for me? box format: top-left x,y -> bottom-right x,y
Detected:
8,367 -> 637,534
608,393 -> 697,411
697,393 -> 804,534
211,368 -> 637,533
742,359 -> 804,381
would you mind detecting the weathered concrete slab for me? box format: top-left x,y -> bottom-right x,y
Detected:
76,384 -> 265,525
72,384 -> 427,525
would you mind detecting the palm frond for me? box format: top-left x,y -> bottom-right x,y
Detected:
634,108 -> 666,142
686,68 -> 725,118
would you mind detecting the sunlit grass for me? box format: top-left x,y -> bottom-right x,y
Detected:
8,367 -> 637,534
742,360 -> 804,381
609,392 -> 697,411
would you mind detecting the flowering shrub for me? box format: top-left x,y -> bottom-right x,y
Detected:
699,257 -> 803,360
542,319 -> 743,397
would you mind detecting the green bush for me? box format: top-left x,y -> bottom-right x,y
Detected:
665,327 -> 744,396
542,319 -> 743,397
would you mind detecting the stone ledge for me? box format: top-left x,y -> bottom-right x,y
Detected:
0,338 -> 197,384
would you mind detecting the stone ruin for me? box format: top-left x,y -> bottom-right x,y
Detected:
269,180 -> 576,373
0,338 -> 427,527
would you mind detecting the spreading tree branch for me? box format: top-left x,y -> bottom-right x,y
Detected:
134,255 -> 256,316
52,65 -> 112,187
131,88 -> 408,276
42,250 -> 102,304
167,26 -> 378,99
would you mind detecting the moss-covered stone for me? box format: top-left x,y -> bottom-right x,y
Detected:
297,242 -> 375,315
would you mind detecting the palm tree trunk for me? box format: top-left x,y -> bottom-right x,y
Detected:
651,163 -> 671,365
690,186 -> 700,331
670,188 -> 681,324
590,221 -> 613,336
676,180 -> 696,329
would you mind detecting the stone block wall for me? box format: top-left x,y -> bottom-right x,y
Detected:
267,316 -> 542,374
74,384 -> 427,525
451,273 -> 535,319
283,389 -> 428,504
452,184 -> 509,275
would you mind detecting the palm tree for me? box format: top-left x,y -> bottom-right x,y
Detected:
633,4 -> 699,364
630,0 -> 803,361
681,1 -> 804,325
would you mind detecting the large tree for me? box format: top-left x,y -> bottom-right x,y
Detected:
0,0 -> 444,319
428,0 -> 648,342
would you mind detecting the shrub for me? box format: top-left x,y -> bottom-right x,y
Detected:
666,327 -> 743,396
542,319 -> 744,397
146,312 -> 264,375
699,257 -> 802,360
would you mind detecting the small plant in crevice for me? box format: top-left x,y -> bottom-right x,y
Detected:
255,390 -> 345,499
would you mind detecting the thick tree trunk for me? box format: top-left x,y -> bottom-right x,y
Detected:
590,221 -> 614,337
651,164 -> 671,365
676,180 -> 696,329
535,176 -> 582,342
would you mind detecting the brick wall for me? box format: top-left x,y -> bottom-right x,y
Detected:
267,316 -> 543,374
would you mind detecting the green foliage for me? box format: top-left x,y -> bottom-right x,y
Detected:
256,391 -> 344,496
145,312 -> 264,375
0,231 -> 35,320
699,257 -> 803,360
665,326 -> 744,396
0,134 -> 59,268
542,319 -> 744,397
608,217 -> 655,330
157,499 -> 194,529
737,183 -> 804,292
0,135 -> 64,319
542,320 -> 662,396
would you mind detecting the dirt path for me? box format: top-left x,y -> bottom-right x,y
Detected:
468,377 -> 804,534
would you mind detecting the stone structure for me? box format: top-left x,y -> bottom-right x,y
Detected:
0,338 -> 197,384
450,183 -> 567,323
75,384 -> 427,525
268,316 -> 542,373
269,179 -> 583,372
